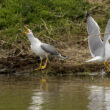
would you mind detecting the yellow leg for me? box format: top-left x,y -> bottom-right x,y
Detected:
41,57 -> 48,70
104,61 -> 110,71
35,59 -> 42,70
35,58 -> 48,70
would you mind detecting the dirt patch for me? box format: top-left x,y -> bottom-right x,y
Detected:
0,43 -> 106,75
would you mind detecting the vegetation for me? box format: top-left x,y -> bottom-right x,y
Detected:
0,0 -> 91,46
0,0 -> 110,49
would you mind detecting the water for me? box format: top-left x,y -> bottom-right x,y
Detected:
0,75 -> 110,110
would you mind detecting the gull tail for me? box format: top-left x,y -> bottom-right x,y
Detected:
58,54 -> 69,59
85,56 -> 103,63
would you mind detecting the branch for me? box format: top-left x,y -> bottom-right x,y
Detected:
84,32 -> 110,41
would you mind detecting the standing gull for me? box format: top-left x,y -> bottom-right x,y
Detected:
86,12 -> 110,71
23,26 -> 68,70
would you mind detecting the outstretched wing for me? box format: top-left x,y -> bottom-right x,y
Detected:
86,12 -> 104,57
104,19 -> 110,44
104,19 -> 110,61
41,43 -> 59,55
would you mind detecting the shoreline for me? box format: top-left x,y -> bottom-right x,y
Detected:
0,53 -> 105,75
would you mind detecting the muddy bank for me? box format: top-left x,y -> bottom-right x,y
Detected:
0,39 -> 108,75
0,52 -> 105,75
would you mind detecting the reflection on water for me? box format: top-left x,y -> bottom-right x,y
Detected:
0,75 -> 110,110
29,91 -> 43,110
88,85 -> 110,110
29,77 -> 48,110
29,78 -> 89,110
40,77 -> 48,91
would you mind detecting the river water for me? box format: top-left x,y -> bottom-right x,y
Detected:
0,74 -> 110,110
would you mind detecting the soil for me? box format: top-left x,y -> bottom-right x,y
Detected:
0,39 -> 106,75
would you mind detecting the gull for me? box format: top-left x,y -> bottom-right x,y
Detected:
23,26 -> 68,70
86,12 -> 110,71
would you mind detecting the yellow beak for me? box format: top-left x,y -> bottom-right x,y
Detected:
22,26 -> 29,34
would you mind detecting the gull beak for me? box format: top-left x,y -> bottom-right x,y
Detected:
22,26 -> 29,34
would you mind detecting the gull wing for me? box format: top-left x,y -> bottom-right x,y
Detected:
104,19 -> 110,61
86,13 -> 104,57
41,43 -> 59,55
104,19 -> 110,44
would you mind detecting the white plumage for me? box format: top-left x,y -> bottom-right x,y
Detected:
23,26 -> 67,70
86,12 -> 110,71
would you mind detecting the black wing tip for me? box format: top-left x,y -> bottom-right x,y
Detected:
86,11 -> 90,18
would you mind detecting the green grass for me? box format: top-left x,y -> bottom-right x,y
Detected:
0,0 -> 91,42
0,0 -> 110,49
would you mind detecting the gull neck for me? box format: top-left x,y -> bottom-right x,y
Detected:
27,33 -> 41,44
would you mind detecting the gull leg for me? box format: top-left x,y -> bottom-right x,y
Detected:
104,61 -> 110,71
41,57 -> 48,70
35,57 -> 48,70
40,59 -> 43,68
35,59 -> 42,70
103,62 -> 110,85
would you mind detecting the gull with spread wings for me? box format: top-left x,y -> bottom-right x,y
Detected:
86,12 -> 110,71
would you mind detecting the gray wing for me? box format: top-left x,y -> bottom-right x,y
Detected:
104,19 -> 110,44
86,13 -> 104,57
41,43 -> 59,55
